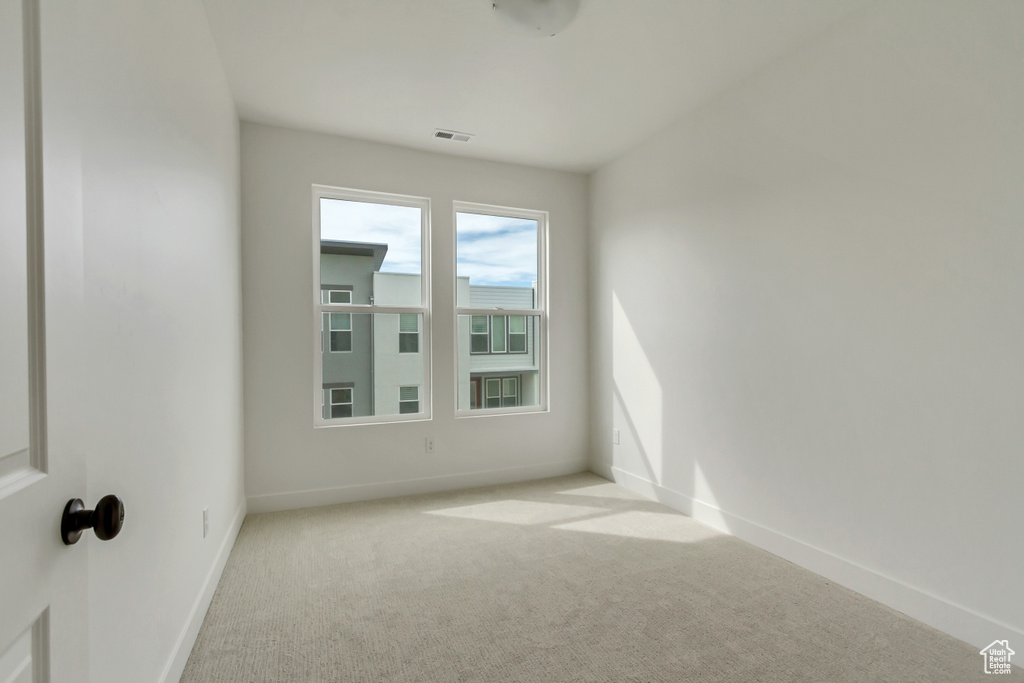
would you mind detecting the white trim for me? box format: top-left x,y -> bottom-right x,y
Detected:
456,307 -> 540,317
24,0 -> 47,478
601,465 -> 1024,651
158,501 -> 246,683
312,185 -> 432,427
246,457 -> 589,514
453,202 -> 549,418
320,304 -> 427,315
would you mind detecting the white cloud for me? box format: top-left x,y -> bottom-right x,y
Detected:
320,202 -> 538,287
320,198 -> 421,274
456,213 -> 537,287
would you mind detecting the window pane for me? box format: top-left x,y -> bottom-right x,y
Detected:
321,198 -> 422,305
330,331 -> 352,352
503,378 -> 517,397
399,313 -> 418,332
490,316 -> 506,353
470,335 -> 488,353
509,332 -> 527,353
331,404 -> 353,419
399,386 -> 418,401
485,378 -> 500,398
321,313 -> 426,419
508,315 -> 526,334
329,313 -> 351,331
317,190 -> 429,424
399,333 -> 418,353
456,213 -> 538,303
470,316 -> 488,334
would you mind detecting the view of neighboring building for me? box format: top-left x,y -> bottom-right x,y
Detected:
455,278 -> 539,411
320,239 -> 538,419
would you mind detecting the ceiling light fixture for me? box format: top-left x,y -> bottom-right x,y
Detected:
490,0 -> 581,37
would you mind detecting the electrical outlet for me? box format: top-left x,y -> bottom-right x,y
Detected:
425,437 -> 435,454
203,507 -> 209,539
612,429 -> 620,445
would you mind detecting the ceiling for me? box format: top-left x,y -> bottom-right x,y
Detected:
200,0 -> 870,173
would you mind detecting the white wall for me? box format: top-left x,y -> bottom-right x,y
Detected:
590,0 -> 1023,649
78,2 -> 244,681
242,123 -> 589,512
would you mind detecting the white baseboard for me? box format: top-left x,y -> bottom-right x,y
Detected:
247,458 -> 590,514
603,466 -> 1022,652
159,500 -> 247,683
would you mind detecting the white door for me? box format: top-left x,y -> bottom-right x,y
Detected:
1,1 -> 93,681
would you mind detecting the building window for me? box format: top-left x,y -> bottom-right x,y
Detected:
470,315 -> 489,353
315,186 -> 431,425
322,289 -> 351,304
455,203 -> 546,414
466,314 -> 529,356
508,315 -> 527,353
328,313 -> 352,352
484,378 -> 502,408
399,313 -> 419,353
502,377 -> 519,406
325,387 -> 353,419
490,315 -> 506,353
477,375 -> 519,409
399,385 -> 419,414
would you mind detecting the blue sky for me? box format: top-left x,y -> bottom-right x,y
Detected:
456,212 -> 537,288
320,199 -> 537,288
320,198 -> 422,274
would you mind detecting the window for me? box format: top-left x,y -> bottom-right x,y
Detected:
314,186 -> 430,425
322,289 -> 351,304
328,312 -> 352,352
399,313 -> 419,353
502,377 -> 518,406
490,316 -> 506,353
466,314 -> 529,356
476,375 -> 520,409
470,315 -> 489,353
399,385 -> 419,414
508,315 -> 527,353
455,204 -> 546,414
325,387 -> 353,419
484,378 -> 501,408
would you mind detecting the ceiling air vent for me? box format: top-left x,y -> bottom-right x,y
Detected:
434,129 -> 473,143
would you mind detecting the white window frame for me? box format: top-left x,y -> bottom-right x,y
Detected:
313,185 -> 431,426
454,202 -> 548,417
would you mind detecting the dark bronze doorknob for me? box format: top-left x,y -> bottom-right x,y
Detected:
61,495 -> 124,545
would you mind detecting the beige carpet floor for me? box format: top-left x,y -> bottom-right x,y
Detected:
181,473 -> 1017,682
